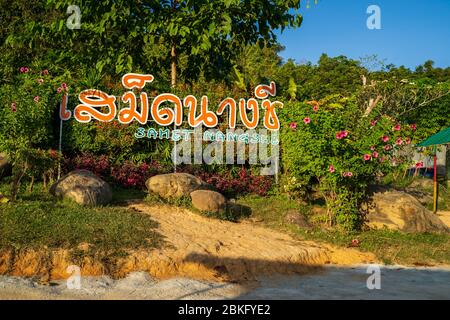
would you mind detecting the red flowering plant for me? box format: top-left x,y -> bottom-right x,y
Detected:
182,166 -> 273,197
0,65 -> 68,200
279,95 -> 417,230
111,161 -> 163,188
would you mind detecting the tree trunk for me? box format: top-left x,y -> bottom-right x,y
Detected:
170,0 -> 177,88
28,176 -> 35,193
171,43 -> 177,88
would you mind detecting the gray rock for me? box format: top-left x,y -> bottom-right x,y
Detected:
284,210 -> 312,229
190,190 -> 227,213
367,190 -> 449,233
50,170 -> 112,206
146,173 -> 208,199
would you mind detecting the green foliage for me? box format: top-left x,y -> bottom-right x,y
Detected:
36,0 -> 303,84
0,66 -> 66,199
279,96 -> 417,229
0,182 -> 162,257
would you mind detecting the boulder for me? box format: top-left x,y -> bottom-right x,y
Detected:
367,190 -> 449,233
50,170 -> 112,206
284,210 -> 312,229
190,190 -> 226,213
0,153 -> 11,179
146,173 -> 208,199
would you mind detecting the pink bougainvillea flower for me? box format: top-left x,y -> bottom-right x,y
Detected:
11,102 -> 17,112
382,135 -> 389,143
370,120 -> 378,127
313,105 -> 319,112
393,124 -> 401,131
363,154 -> 371,161
303,117 -> 311,124
41,69 -> 49,75
405,137 -> 411,145
372,151 -> 379,158
342,171 -> 353,177
19,67 -> 25,73
289,122 -> 297,130
395,138 -> 403,145
329,165 -> 335,173
37,78 -> 44,84
336,130 -> 348,140
57,87 -> 62,93
351,239 -> 360,247
33,96 -> 40,103
384,145 -> 391,151
410,123 -> 417,131
380,157 -> 386,163
61,82 -> 68,89
415,161 -> 424,168
370,145 -> 376,151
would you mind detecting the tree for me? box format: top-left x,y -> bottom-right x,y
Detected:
39,0 -> 303,86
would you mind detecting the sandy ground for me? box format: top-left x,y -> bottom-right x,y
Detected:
437,211 -> 450,227
0,266 -> 449,300
120,202 -> 376,280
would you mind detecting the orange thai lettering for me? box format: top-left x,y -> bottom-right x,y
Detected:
217,97 -> 237,129
255,81 -> 276,99
121,73 -> 154,90
239,98 -> 259,129
74,89 -> 117,123
59,93 -> 71,121
118,92 -> 149,124
261,100 -> 282,131
151,93 -> 182,126
184,95 -> 218,128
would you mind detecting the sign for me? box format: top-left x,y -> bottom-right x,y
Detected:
63,73 -> 282,132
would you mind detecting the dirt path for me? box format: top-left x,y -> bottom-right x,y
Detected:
437,211 -> 450,228
122,202 -> 377,281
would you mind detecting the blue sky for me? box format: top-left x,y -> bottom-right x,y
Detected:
277,0 -> 450,69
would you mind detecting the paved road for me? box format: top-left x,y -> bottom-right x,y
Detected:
0,265 -> 449,300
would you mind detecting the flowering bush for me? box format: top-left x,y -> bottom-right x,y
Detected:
279,95 -> 417,230
66,153 -> 111,177
111,161 -> 163,188
0,66 -> 68,199
65,153 -> 166,189
186,167 -> 273,196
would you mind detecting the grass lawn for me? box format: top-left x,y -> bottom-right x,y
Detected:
237,194 -> 450,266
0,182 -> 162,260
